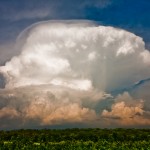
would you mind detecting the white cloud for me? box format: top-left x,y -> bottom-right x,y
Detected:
140,50 -> 150,64
0,20 -> 150,129
1,21 -> 150,92
88,52 -> 97,61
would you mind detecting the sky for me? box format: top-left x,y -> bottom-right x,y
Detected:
0,0 -> 150,129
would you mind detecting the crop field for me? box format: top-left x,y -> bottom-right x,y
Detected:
0,128 -> 150,150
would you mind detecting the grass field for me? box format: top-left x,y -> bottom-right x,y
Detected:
0,128 -> 150,149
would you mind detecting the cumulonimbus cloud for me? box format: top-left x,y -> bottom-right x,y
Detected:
0,20 -> 150,129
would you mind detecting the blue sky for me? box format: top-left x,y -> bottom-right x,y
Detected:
0,0 -> 150,47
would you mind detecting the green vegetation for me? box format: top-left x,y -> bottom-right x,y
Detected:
0,128 -> 150,149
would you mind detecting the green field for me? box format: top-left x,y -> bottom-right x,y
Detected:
0,128 -> 150,150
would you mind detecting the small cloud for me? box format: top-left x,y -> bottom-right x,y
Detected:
101,92 -> 150,126
88,52 -> 97,61
11,9 -> 51,21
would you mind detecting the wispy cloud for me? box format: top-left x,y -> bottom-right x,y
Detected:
0,0 -> 112,21
8,9 -> 51,21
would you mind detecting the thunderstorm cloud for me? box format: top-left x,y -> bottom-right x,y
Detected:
0,20 -> 150,129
